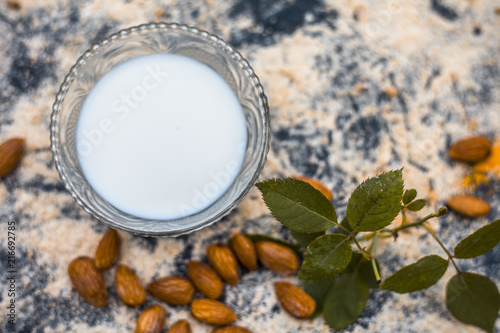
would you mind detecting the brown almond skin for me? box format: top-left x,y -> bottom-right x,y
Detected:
212,326 -> 254,333
207,244 -> 240,286
135,305 -> 166,333
115,264 -> 146,307
0,138 -> 25,178
447,195 -> 490,218
448,136 -> 491,163
147,276 -> 194,305
275,281 -> 316,319
187,260 -> 223,299
255,241 -> 299,275
95,229 -> 121,270
191,299 -> 237,325
292,176 -> 333,201
167,319 -> 191,333
68,256 -> 107,307
230,234 -> 258,271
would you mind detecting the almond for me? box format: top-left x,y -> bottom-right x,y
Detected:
230,234 -> 257,271
274,281 -> 316,319
95,229 -> 121,270
167,319 -> 191,333
446,195 -> 490,218
207,244 -> 240,286
147,276 -> 194,305
212,326 -> 254,333
7,0 -> 21,10
135,304 -> 166,333
448,136 -> 491,163
0,138 -> 25,178
255,241 -> 299,275
115,264 -> 146,307
293,176 -> 332,201
187,260 -> 223,299
191,299 -> 237,325
67,256 -> 107,307
383,86 -> 398,98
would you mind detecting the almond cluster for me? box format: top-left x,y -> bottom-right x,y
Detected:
68,230 -> 316,332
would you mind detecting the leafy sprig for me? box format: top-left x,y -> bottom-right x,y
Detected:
257,171 -> 500,332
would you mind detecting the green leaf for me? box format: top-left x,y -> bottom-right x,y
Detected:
406,199 -> 426,212
291,230 -> 325,248
299,234 -> 352,281
246,234 -> 301,254
338,216 -> 354,236
359,259 -> 381,289
403,189 -> 417,205
446,272 -> 500,333
300,278 -> 336,319
346,170 -> 404,232
346,252 -> 363,272
323,271 -> 368,330
347,252 -> 381,289
257,178 -> 337,233
454,219 -> 500,259
380,255 -> 448,293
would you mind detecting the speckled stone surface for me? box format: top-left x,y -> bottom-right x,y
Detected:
0,1 -> 499,332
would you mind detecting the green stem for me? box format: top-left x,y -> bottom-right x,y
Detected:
381,207 -> 447,235
357,232 -> 376,242
351,235 -> 372,260
419,224 -> 461,273
370,232 -> 382,284
401,209 -> 407,226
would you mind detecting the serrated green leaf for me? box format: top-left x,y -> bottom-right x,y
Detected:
346,252 -> 363,272
403,189 -> 417,205
359,259 -> 381,289
346,170 -> 404,232
346,252 -> 381,289
323,271 -> 368,330
454,219 -> 500,259
291,230 -> 325,248
380,255 -> 448,293
406,199 -> 426,212
257,178 -> 337,233
300,278 -> 336,319
446,272 -> 500,333
246,234 -> 301,254
300,234 -> 352,281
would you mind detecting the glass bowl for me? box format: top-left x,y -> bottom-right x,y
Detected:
50,23 -> 270,237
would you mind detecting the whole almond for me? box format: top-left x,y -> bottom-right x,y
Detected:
230,234 -> 257,271
135,304 -> 166,333
212,326 -> 254,333
68,256 -> 107,307
274,281 -> 316,319
115,264 -> 146,307
293,176 -> 333,200
255,241 -> 299,275
95,229 -> 121,270
191,299 -> 237,325
0,138 -> 25,178
147,276 -> 194,305
187,260 -> 223,299
167,319 -> 191,333
447,195 -> 490,217
207,244 -> 240,286
448,136 -> 491,163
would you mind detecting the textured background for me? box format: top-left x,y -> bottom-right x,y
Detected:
0,0 -> 499,332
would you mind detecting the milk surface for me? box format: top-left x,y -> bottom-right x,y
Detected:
76,53 -> 247,220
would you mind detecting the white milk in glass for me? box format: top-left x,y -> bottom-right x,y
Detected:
75,54 -> 247,220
